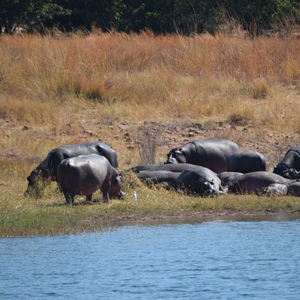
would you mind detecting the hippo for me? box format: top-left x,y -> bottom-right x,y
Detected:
261,183 -> 288,196
274,146 -> 300,179
228,171 -> 292,194
57,154 -> 125,204
26,142 -> 118,192
176,166 -> 224,196
121,163 -> 198,173
217,172 -> 243,186
228,151 -> 266,173
137,171 -> 181,187
164,138 -> 239,174
287,182 -> 300,196
121,164 -> 158,173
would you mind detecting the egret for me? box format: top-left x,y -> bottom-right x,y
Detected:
133,191 -> 137,203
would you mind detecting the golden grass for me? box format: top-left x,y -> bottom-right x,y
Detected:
0,31 -> 299,130
1,30 -> 300,236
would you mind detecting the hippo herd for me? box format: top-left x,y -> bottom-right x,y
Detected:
26,138 -> 300,204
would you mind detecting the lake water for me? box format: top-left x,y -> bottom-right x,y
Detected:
1,214 -> 300,299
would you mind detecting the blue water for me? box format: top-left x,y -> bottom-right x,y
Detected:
1,214 -> 300,299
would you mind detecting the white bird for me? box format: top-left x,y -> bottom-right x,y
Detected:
132,191 -> 137,203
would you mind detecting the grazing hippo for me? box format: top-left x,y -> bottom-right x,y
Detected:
121,163 -> 198,173
228,171 -> 292,194
228,151 -> 266,173
217,172 -> 243,186
137,171 -> 181,187
176,166 -> 224,196
164,139 -> 239,174
261,183 -> 288,196
57,154 -> 125,204
26,142 -> 118,192
287,182 -> 300,196
274,145 -> 300,179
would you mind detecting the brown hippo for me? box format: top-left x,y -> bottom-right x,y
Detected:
228,151 -> 266,173
164,139 -> 239,174
26,142 -> 118,193
228,171 -> 292,194
57,154 -> 125,204
176,166 -> 224,196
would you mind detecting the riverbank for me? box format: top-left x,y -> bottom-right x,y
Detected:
1,31 -> 300,236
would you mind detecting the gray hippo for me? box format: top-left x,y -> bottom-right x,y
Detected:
26,142 -> 118,192
121,163 -> 198,173
176,166 -> 224,196
228,171 -> 292,194
273,145 -> 300,179
137,171 -> 181,187
287,182 -> 300,196
261,183 -> 288,196
217,172 -> 243,186
228,151 -> 266,173
164,138 -> 239,174
57,154 -> 125,204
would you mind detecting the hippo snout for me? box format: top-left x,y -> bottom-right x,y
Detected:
118,191 -> 126,199
164,157 -> 178,164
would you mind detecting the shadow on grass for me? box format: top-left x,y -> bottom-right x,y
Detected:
47,197 -> 105,207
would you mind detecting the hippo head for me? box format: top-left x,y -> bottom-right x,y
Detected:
109,173 -> 125,199
25,169 -> 49,194
201,179 -> 219,196
282,168 -> 300,179
164,148 -> 186,164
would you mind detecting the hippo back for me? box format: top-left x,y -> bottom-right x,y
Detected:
228,171 -> 292,194
165,139 -> 239,174
228,151 -> 266,173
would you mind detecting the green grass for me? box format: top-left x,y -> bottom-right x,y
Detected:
1,175 -> 300,237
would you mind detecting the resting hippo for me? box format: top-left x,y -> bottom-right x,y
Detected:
217,172 -> 243,186
26,142 -> 118,192
137,171 -> 181,187
228,171 -> 292,194
287,182 -> 300,196
176,166 -> 224,196
274,146 -> 300,179
261,183 -> 288,196
228,151 -> 266,173
57,154 -> 124,204
121,163 -> 198,173
164,139 -> 239,174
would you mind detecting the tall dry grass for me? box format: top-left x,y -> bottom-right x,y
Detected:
0,30 -> 299,130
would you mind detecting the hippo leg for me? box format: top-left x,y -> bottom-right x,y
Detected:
64,192 -> 75,205
100,177 -> 111,203
86,194 -> 93,202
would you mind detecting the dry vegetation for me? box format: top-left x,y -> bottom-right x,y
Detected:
1,29 -> 300,236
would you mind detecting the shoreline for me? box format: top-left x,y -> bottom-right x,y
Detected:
94,209 -> 300,224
